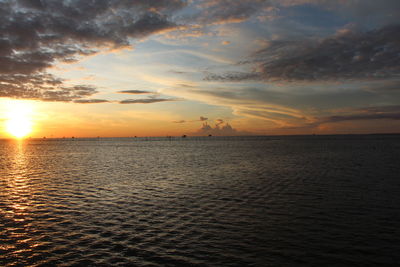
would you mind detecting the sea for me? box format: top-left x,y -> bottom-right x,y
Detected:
0,135 -> 399,266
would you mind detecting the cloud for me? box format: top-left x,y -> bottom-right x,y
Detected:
205,25 -> 400,82
194,116 -> 209,122
0,0 -> 186,101
237,104 -> 400,133
119,98 -> 177,104
188,0 -> 399,28
322,113 -> 400,123
362,80 -> 400,93
118,90 -> 153,94
320,105 -> 400,124
279,105 -> 400,131
172,116 -> 208,123
0,73 -> 97,101
178,84 -> 196,88
204,71 -> 261,82
359,105 -> 400,113
169,70 -> 190,75
291,0 -> 400,26
186,0 -> 400,31
171,80 -> 400,131
193,0 -> 272,25
73,99 -> 110,104
216,118 -> 224,126
182,86 -> 304,113
194,122 -> 251,136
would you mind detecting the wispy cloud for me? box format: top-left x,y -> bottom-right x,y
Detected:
319,105 -> 400,124
172,116 -> 208,124
118,90 -> 153,94
119,98 -> 178,104
278,105 -> 400,131
192,0 -> 272,25
73,99 -> 110,104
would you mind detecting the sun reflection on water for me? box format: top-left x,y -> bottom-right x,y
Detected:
1,140 -> 39,260
6,141 -> 31,218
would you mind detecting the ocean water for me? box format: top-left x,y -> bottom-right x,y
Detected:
0,135 -> 399,266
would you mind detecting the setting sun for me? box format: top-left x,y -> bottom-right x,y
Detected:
5,101 -> 34,139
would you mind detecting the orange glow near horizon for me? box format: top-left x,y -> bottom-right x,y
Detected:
5,100 -> 34,139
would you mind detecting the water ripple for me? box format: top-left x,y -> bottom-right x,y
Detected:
1,136 -> 400,266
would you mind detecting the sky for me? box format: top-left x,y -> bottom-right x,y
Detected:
0,0 -> 399,138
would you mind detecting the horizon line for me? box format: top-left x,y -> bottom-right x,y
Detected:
1,132 -> 399,141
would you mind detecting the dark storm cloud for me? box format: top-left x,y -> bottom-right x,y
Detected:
119,98 -> 177,104
73,99 -> 110,104
0,0 -> 186,101
205,25 -> 400,82
118,90 -> 153,94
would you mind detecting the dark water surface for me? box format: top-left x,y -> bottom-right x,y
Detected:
1,135 -> 399,266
